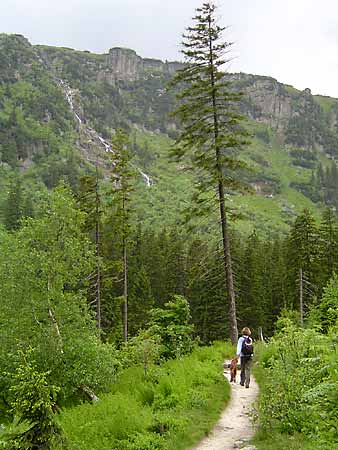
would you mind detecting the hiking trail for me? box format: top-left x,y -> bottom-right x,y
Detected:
191,361 -> 258,450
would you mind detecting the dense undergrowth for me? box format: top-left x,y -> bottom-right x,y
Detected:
253,319 -> 338,450
55,341 -> 232,450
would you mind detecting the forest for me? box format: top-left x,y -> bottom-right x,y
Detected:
0,2 -> 337,450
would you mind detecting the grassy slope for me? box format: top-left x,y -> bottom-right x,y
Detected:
131,122 -> 327,236
57,342 -> 233,450
132,130 -> 195,230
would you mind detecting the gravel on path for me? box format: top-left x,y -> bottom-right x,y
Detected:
191,361 -> 258,450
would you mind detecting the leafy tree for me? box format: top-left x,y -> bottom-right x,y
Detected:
121,330 -> 162,376
237,231 -> 267,332
139,229 -> 169,307
170,2 -> 249,343
0,184 -> 117,405
148,295 -> 195,359
186,239 -> 227,343
266,237 -> 288,332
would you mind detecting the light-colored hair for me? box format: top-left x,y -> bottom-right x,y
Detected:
242,327 -> 251,336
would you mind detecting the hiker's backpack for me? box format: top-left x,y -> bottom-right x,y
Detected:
241,336 -> 253,356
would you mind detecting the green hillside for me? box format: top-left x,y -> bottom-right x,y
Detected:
0,33 -> 337,233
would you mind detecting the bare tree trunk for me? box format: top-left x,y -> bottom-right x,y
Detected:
208,16 -> 238,345
79,384 -> 100,402
48,307 -> 64,353
47,277 -> 64,353
48,279 -> 100,402
258,326 -> 264,342
95,164 -> 101,335
123,240 -> 128,341
299,267 -> 304,327
218,181 -> 239,344
122,196 -> 128,342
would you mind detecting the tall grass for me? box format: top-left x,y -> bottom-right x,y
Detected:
56,341 -> 233,450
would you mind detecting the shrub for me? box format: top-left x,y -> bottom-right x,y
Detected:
56,341 -> 233,450
1,349 -> 65,449
148,295 -> 196,359
256,323 -> 338,447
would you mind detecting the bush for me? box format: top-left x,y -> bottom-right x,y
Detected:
55,341 -> 234,450
315,275 -> 338,332
256,323 -> 338,448
1,349 -> 65,449
148,295 -> 196,359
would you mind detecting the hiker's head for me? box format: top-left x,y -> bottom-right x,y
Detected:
242,327 -> 251,336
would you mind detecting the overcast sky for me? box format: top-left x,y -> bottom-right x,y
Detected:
1,0 -> 338,97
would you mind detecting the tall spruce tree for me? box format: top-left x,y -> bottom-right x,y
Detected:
4,177 -> 24,231
78,170 -> 103,334
109,130 -> 135,342
287,209 -> 319,316
318,208 -> 338,288
170,2 -> 249,343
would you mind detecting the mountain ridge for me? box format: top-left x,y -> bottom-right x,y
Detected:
0,33 -> 337,233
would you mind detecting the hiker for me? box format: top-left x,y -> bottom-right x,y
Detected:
236,327 -> 253,388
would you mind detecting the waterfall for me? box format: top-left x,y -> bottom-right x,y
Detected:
138,169 -> 154,187
33,48 -> 154,187
59,78 -> 155,187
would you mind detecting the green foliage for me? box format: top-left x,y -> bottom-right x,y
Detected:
55,342 -> 233,450
0,184 -> 118,407
3,176 -> 29,230
311,275 -> 338,332
121,331 -> 162,376
286,208 -> 319,310
0,35 -> 335,235
256,323 -> 338,448
314,162 -> 338,209
1,348 -> 64,450
148,295 -> 195,359
170,2 -> 250,212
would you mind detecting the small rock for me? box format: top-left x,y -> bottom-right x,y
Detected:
240,446 -> 258,450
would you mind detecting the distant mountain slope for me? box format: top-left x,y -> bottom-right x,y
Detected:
0,34 -> 337,232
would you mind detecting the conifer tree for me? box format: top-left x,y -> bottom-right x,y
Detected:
128,265 -> 154,335
4,177 -> 24,230
237,231 -> 266,332
170,2 -> 249,343
127,226 -> 154,335
318,208 -> 338,288
287,209 -> 319,315
78,170 -> 103,334
109,130 -> 135,341
140,230 -> 168,307
268,237 -> 288,329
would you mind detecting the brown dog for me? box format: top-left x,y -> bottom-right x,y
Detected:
229,357 -> 238,382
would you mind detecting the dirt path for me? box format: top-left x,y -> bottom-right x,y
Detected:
191,361 -> 258,450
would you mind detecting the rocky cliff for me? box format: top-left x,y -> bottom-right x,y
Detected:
37,44 -> 182,85
227,73 -> 338,157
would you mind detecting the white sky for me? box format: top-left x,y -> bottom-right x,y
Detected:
1,0 -> 338,97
